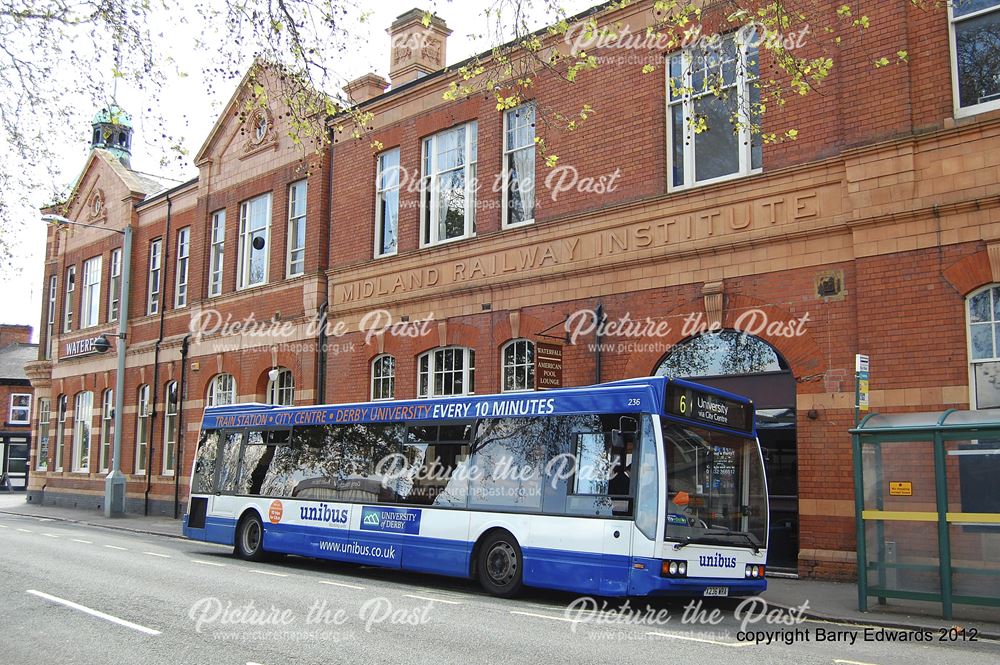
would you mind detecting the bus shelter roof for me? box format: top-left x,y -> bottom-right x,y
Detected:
850,409 -> 1000,439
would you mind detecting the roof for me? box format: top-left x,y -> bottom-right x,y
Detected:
93,105 -> 133,128
0,343 -> 38,382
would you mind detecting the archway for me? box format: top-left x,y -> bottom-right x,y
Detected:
655,329 -> 799,572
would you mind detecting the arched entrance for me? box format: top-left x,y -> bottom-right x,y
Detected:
655,329 -> 799,572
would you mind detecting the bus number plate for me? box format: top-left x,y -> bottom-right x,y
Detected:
703,587 -> 729,597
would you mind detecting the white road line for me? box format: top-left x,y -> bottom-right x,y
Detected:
834,660 -> 880,665
142,551 -> 171,558
71,539 -> 92,544
0,523 -> 8,528
248,569 -> 287,578
104,545 -> 127,551
42,533 -> 60,538
646,631 -> 752,647
16,528 -> 32,532
403,594 -> 462,605
191,559 -> 226,567
318,580 -> 364,590
26,589 -> 161,636
509,610 -> 580,623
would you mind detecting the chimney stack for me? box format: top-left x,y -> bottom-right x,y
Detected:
0,325 -> 32,348
344,73 -> 389,104
387,9 -> 451,87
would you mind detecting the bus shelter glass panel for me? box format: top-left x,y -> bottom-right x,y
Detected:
944,438 -> 1000,601
861,439 -> 940,596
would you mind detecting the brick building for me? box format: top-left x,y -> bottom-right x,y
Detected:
0,325 -> 36,491
25,1 -> 1000,578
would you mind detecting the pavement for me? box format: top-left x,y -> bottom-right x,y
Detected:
2,492 -> 999,646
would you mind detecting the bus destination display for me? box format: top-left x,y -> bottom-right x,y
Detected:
665,385 -> 753,433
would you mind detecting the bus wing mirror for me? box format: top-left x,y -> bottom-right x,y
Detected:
610,430 -> 627,450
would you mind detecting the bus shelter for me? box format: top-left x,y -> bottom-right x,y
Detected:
851,410 -> 1000,619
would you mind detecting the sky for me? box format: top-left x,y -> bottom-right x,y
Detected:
0,0 -> 596,339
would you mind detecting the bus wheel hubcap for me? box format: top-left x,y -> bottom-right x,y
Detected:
244,522 -> 261,552
486,543 -> 517,585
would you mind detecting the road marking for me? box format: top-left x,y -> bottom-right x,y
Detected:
318,580 -> 364,590
834,660 -> 879,665
71,539 -> 92,544
104,545 -> 127,551
510,610 -> 580,623
191,559 -> 226,567
248,569 -> 287,578
646,631 -> 752,647
142,551 -> 171,558
42,533 -> 60,538
403,594 -> 462,605
16,528 -> 32,532
26,589 -> 161,636
0,523 -> 8,528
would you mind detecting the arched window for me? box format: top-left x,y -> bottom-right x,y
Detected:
72,391 -> 93,472
100,389 -> 114,472
163,381 -> 178,474
655,329 -> 786,378
266,369 -> 294,406
371,355 -> 395,400
966,285 -> 1000,408
135,384 -> 150,474
207,373 -> 236,407
501,339 -> 535,392
418,347 -> 475,398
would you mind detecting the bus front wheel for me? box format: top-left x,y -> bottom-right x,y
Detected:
235,512 -> 266,562
477,531 -> 524,598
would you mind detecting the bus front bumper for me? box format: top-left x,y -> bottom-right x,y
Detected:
629,558 -> 767,597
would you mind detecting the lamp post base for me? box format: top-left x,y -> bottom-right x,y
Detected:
104,470 -> 127,517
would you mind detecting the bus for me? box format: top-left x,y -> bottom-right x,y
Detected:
183,376 -> 768,598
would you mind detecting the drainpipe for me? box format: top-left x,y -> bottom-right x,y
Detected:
145,193 -> 171,515
173,333 -> 190,519
316,301 -> 328,405
594,303 -> 604,385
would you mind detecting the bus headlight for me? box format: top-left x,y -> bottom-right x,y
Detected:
661,559 -> 688,578
745,564 -> 765,578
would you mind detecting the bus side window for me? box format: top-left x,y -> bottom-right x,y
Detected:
564,413 -> 636,517
217,431 -> 243,494
239,430 -> 288,496
467,417 -> 545,512
192,430 -> 219,494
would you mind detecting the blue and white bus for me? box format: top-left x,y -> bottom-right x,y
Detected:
183,376 -> 768,598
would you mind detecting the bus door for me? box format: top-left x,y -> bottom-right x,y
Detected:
211,430 -> 245,525
601,425 -> 636,596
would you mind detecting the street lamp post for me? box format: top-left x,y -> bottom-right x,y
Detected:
42,214 -> 131,516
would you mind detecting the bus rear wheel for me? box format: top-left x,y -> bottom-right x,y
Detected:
235,513 -> 266,562
477,532 -> 523,598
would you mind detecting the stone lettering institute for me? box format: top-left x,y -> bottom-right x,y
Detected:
333,186 -> 837,305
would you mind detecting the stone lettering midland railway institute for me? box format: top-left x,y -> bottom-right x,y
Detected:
334,186 -> 835,306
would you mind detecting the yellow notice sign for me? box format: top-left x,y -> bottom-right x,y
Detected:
889,481 -> 913,497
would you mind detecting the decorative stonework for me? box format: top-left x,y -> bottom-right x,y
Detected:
702,282 -> 723,329
242,106 -> 277,156
87,188 -> 107,222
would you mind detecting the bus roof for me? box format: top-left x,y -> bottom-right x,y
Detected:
202,376 -> 755,437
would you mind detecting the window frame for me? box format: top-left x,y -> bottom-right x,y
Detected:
175,227 -> 190,308
45,274 -> 57,359
375,148 -> 401,258
666,31 -> 762,191
63,266 -> 75,333
80,256 -> 102,329
208,210 -> 225,297
108,248 -> 122,322
147,238 -> 162,316
501,339 -> 536,393
208,373 -> 236,407
420,122 -> 478,247
266,369 -> 294,406
9,393 -> 31,425
417,347 -> 476,398
36,398 -> 50,470
237,193 -> 272,290
502,103 -> 536,229
55,395 -> 67,471
163,381 -> 178,475
948,1 -> 1000,119
100,389 -> 113,472
72,391 -> 94,472
135,384 -> 150,475
371,354 -> 396,401
286,180 -> 307,278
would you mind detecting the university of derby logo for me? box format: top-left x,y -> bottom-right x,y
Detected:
362,509 -> 381,527
268,500 -> 283,524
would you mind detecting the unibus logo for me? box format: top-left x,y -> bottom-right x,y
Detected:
699,553 -> 738,568
299,503 -> 349,526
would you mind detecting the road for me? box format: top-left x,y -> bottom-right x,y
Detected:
0,510 -> 998,665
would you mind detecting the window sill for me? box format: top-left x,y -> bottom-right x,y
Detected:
669,167 -> 763,193
502,219 -> 535,230
419,233 -> 476,251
